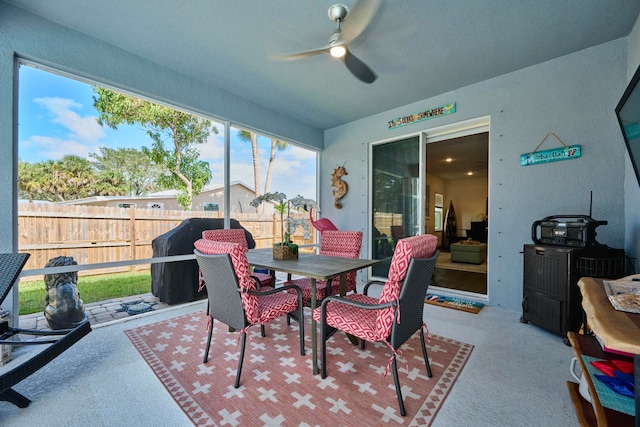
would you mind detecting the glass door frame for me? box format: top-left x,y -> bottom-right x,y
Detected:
368,132 -> 426,279
367,116 -> 490,280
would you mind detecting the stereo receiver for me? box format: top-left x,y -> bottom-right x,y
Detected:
531,215 -> 607,247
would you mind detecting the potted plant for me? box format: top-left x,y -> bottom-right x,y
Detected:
250,192 -> 318,260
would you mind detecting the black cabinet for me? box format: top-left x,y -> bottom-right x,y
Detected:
521,244 -> 625,340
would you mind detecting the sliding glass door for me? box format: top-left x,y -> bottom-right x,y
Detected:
370,136 -> 423,277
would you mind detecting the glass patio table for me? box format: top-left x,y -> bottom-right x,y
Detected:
246,248 -> 379,375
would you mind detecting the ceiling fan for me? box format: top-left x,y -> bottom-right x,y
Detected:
270,1 -> 380,84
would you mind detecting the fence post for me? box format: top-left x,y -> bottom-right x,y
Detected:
272,213 -> 277,244
129,206 -> 136,271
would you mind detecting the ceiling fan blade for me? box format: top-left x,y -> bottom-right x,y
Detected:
270,46 -> 329,61
341,0 -> 381,43
343,50 -> 377,83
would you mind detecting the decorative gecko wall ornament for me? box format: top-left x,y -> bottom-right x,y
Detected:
331,165 -> 348,209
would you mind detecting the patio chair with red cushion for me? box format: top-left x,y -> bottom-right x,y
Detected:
285,230 -> 363,304
314,234 -> 439,416
202,228 -> 274,287
194,239 -> 304,388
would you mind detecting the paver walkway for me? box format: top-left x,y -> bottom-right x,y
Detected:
18,271 -> 289,330
19,293 -> 171,330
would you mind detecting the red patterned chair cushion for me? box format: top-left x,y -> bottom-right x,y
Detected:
286,230 -> 363,302
317,293 -> 380,341
194,239 -> 298,325
313,234 -> 438,342
201,228 -> 272,287
202,229 -> 248,251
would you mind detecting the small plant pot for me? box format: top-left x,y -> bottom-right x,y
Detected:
273,244 -> 298,260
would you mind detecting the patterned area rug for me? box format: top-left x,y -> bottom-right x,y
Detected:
125,311 -> 473,426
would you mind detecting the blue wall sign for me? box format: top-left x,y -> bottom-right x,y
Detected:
624,123 -> 640,141
520,145 -> 581,166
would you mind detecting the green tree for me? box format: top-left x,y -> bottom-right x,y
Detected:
91,170 -> 128,196
90,147 -> 165,195
19,156 -> 100,202
92,87 -> 217,210
37,160 -> 67,202
18,160 -> 43,202
57,155 -> 95,200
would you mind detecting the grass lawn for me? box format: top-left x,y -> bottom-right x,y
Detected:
19,271 -> 152,316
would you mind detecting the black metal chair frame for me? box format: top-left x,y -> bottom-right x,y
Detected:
0,253 -> 92,408
194,249 -> 305,388
319,250 -> 439,416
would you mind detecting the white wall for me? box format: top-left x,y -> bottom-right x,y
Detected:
324,39 -> 629,311
447,177 -> 488,236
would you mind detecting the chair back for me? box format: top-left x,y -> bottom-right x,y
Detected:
390,250 -> 439,348
320,230 -> 363,290
194,248 -> 246,331
319,230 -> 362,256
375,234 -> 438,341
202,228 -> 249,252
0,253 -> 30,306
194,239 -> 260,324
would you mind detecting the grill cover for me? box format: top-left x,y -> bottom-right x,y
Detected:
151,218 -> 255,304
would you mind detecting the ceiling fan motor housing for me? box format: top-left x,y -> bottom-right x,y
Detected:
328,4 -> 349,23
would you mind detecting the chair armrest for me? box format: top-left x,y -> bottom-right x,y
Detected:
250,275 -> 264,288
363,280 -> 386,296
249,276 -> 262,289
246,284 -> 303,298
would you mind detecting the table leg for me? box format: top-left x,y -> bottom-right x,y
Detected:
311,278 -> 318,375
339,273 -> 347,296
270,269 -> 276,286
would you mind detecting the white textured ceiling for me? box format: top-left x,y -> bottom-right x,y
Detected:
5,0 -> 640,132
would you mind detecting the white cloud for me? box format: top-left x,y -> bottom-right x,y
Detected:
286,145 -> 318,161
34,97 -> 105,142
198,132 -> 224,163
231,163 -> 259,188
24,135 -> 98,160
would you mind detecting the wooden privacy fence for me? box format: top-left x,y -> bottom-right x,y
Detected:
18,203 -> 316,279
373,212 -> 404,237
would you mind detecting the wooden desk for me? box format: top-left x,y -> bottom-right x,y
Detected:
246,249 -> 379,374
580,278 -> 640,354
576,277 -> 640,426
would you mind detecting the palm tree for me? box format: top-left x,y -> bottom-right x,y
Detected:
264,138 -> 288,194
18,161 -> 42,202
238,129 -> 262,213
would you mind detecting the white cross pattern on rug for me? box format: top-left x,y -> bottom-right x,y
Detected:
125,312 -> 473,426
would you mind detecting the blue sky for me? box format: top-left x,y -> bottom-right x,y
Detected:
18,65 -> 317,199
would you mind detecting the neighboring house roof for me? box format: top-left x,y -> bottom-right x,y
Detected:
148,181 -> 254,197
55,180 -> 254,205
17,199 -> 53,204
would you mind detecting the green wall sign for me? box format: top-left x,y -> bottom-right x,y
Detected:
388,103 -> 456,129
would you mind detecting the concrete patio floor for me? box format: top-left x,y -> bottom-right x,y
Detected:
0,295 -> 579,426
